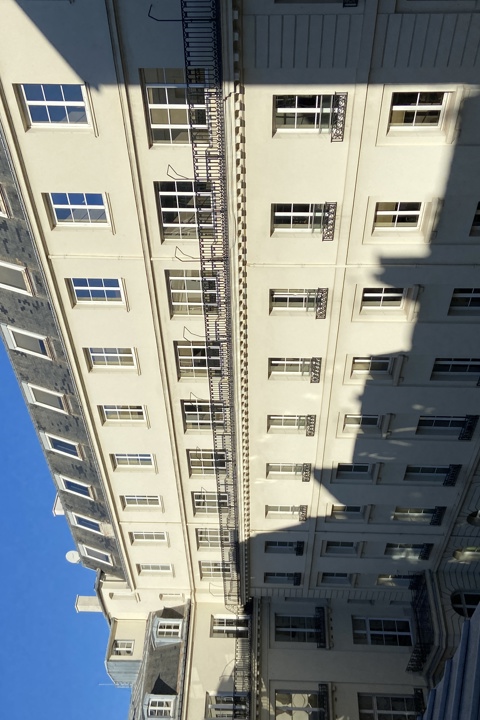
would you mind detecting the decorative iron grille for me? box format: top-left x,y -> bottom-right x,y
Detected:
459,415 -> 479,441
314,608 -> 327,649
430,506 -> 446,526
322,203 -> 337,241
310,357 -> 321,383
406,573 -> 434,673
302,463 -> 312,482
306,415 -> 317,436
443,464 -> 461,486
331,92 -> 348,142
315,289 -> 329,319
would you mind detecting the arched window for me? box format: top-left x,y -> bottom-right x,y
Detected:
451,591 -> 480,618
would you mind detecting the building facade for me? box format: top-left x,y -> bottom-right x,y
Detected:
1,0 -> 480,718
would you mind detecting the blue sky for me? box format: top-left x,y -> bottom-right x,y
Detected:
0,343 -> 131,720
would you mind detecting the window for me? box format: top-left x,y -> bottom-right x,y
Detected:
196,528 -> 229,548
358,694 -> 418,720
18,83 -> 89,125
167,270 -> 217,315
275,690 -> 328,720
274,94 -> 335,131
454,547 -> 480,561
69,278 -> 123,304
343,415 -> 380,431
336,463 -> 373,480
157,181 -> 212,239
131,531 -> 167,543
112,640 -> 134,656
266,505 -> 306,519
2,325 -> 52,359
72,513 -> 102,534
351,356 -> 392,375
389,91 -> 446,128
206,693 -> 248,719
211,616 -> 248,638
44,433 -> 81,459
470,203 -> 480,237
416,415 -> 466,434
361,288 -> 405,308
275,615 -> 318,643
147,698 -> 175,718
449,288 -> 480,313
268,358 -> 312,377
265,541 -> 302,554
318,573 -> 352,586
373,202 -> 421,229
48,193 -> 108,225
376,575 -> 415,588
99,405 -> 146,423
187,449 -> 226,475
182,401 -> 223,430
384,543 -> 424,559
392,507 -> 435,522
138,564 -> 173,574
199,561 -> 231,578
432,358 -> 480,378
175,341 -> 220,378
271,204 -> 330,233
451,591 -> 480,618
156,619 -> 182,637
142,67 -> 207,144
352,617 -> 412,646
60,477 -> 93,499
80,545 -> 112,565
112,454 -> 154,469
24,384 -> 67,413
0,185 -> 10,218
268,415 -> 310,431
87,347 -> 136,369
266,463 -> 305,477
0,261 -> 32,295
122,495 -> 161,507
404,465 -> 451,481
324,541 -> 357,555
270,289 -> 316,311
264,573 -> 301,585
331,505 -> 365,520
192,492 -> 228,514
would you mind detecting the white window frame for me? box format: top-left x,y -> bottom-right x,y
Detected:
268,358 -> 311,377
182,401 -> 223,430
271,204 -> 328,233
48,192 -> 109,226
361,287 -> 406,309
264,573 -> 299,585
335,463 -> 374,481
376,575 -> 415,589
130,531 -> 167,544
389,91 -> 447,129
167,270 -> 217,316
0,185 -> 10,218
158,181 -> 213,240
71,513 -> 103,535
138,563 -> 173,575
274,615 -> 317,643
373,202 -> 422,230
42,432 -> 82,459
331,504 -> 365,520
2,324 -> 52,359
156,619 -> 183,637
69,278 -> 124,305
99,405 -> 146,424
192,491 -> 228,515
147,697 -> 175,718
392,507 -> 435,523
358,693 -> 418,720
266,505 -> 303,518
275,690 -> 325,720
87,347 -> 136,369
196,528 -> 229,548
111,453 -> 154,470
343,414 -> 381,433
449,288 -> 480,313
432,358 -> 480,377
384,543 -> 423,559
187,449 -> 226,475
0,260 -> 32,295
416,415 -> 466,435
122,495 -> 161,508
18,83 -> 90,127
23,383 -> 68,414
268,415 -> 308,431
352,617 -> 412,646
351,356 -> 393,376
58,475 -> 93,500
274,94 -> 335,132
80,544 -> 112,565
318,572 -> 353,586
324,540 -> 358,555
199,561 -> 231,579
451,591 -> 480,618
142,67 -> 207,145
270,288 -> 316,312
404,465 -> 450,481
211,615 -> 249,638
112,640 -> 134,656
266,463 -> 304,477
175,341 -> 220,378
265,541 -> 298,554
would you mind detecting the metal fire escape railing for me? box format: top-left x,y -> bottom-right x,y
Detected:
181,3 -> 252,717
